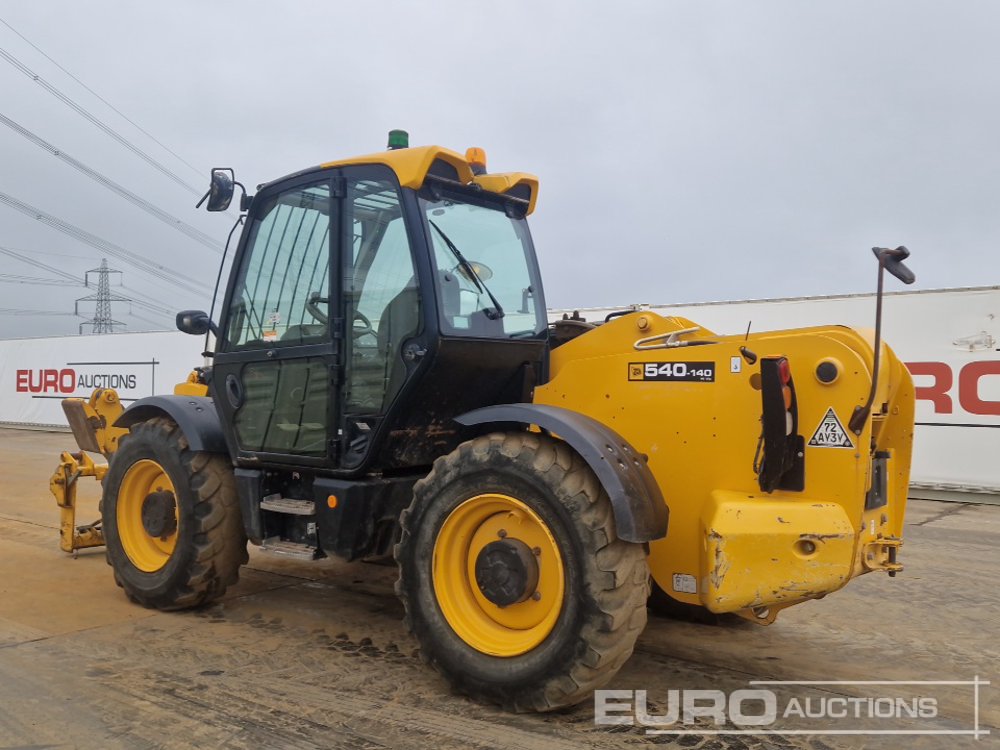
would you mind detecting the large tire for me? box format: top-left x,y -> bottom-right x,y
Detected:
394,431 -> 649,712
102,416 -> 247,610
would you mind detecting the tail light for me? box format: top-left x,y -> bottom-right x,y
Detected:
757,357 -> 805,493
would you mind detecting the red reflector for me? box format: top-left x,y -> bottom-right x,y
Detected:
778,358 -> 791,384
783,385 -> 793,409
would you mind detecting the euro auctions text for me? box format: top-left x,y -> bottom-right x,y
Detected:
595,678 -> 990,738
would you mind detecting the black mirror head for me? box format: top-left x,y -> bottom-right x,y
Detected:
205,168 -> 235,212
872,246 -> 916,285
176,310 -> 213,336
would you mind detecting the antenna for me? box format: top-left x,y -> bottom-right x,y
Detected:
76,258 -> 129,334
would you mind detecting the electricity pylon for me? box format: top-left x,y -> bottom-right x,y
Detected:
76,258 -> 129,334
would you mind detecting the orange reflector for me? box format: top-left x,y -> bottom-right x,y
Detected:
327,495 -> 338,509
782,385 -> 793,410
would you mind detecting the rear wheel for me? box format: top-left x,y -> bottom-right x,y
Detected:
395,432 -> 649,711
102,416 -> 247,610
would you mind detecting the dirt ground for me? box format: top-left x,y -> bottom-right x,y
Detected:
0,427 -> 995,750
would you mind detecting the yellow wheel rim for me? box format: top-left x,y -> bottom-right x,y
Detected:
432,493 -> 565,657
117,459 -> 179,573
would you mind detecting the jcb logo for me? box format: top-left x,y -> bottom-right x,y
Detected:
907,361 -> 1000,416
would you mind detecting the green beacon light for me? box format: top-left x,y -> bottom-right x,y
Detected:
387,129 -> 409,150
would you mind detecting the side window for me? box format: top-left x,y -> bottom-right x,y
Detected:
224,182 -> 331,350
344,179 -> 420,414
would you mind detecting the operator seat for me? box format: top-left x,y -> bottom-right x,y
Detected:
376,284 -> 420,410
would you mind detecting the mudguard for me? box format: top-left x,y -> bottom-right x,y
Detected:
115,395 -> 227,454
455,403 -> 668,543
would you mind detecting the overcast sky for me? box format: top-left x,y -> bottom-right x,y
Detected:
0,1 -> 996,337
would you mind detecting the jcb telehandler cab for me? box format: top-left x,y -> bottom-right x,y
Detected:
51,132 -> 915,711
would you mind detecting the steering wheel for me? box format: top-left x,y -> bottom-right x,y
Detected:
306,292 -> 329,324
352,310 -> 373,339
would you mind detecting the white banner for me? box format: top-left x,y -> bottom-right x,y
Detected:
0,331 -> 203,427
1,287 -> 996,496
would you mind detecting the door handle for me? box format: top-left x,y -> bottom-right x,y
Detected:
403,342 -> 427,362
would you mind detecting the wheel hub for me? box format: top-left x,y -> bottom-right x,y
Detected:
474,538 -> 539,607
141,490 -> 177,539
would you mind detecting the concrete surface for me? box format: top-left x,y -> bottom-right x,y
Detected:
0,427 -> 995,750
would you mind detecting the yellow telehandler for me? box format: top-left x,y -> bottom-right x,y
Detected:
50,131 -> 915,711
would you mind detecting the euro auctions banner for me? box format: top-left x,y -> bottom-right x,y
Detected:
0,331 -> 203,427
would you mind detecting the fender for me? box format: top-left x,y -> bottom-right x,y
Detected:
455,404 -> 668,543
115,395 -> 227,454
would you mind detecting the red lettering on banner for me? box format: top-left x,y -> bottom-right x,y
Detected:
13,368 -> 79,394
906,362 -> 953,414
958,361 -> 1000,416
59,369 -> 75,393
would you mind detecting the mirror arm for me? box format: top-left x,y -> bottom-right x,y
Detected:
848,246 -> 916,435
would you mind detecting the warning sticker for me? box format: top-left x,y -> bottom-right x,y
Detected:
808,408 -> 854,448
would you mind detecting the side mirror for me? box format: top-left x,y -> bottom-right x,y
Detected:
872,245 -> 916,285
196,168 -> 235,212
176,310 -> 217,336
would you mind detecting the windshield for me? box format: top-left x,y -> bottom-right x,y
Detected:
421,195 -> 545,338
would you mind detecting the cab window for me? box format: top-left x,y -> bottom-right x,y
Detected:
224,182 -> 331,350
422,196 -> 545,338
344,179 -> 421,414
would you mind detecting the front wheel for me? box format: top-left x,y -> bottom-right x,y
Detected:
395,432 -> 649,712
102,416 -> 247,610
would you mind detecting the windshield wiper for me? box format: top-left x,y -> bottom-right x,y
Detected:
429,219 -> 505,320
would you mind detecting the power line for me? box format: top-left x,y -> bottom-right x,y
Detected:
0,245 -> 79,281
0,110 -> 222,252
0,190 -> 212,296
0,245 -> 175,324
0,307 -> 75,316
0,17 -> 204,180
120,285 -> 177,316
0,272 -> 77,286
127,310 -> 170,330
0,44 -> 202,196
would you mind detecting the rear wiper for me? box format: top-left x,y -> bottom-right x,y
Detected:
429,219 -> 505,320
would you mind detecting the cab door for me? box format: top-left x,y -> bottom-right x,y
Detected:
212,176 -> 338,467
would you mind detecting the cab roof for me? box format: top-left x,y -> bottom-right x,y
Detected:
316,145 -> 539,215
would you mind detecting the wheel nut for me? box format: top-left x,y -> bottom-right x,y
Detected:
497,529 -> 507,539
532,547 -> 541,556
531,591 -> 541,601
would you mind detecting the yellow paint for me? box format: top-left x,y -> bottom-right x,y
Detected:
174,371 -> 209,397
49,450 -> 107,553
701,491 -> 854,612
322,145 -> 472,189
533,311 -> 914,621
432,493 -> 564,657
62,388 -> 128,458
319,145 -> 538,214
471,172 -> 539,215
116,459 -> 179,573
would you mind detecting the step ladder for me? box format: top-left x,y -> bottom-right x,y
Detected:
258,493 -> 322,560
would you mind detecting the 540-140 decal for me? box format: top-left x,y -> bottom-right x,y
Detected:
628,361 -> 716,382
